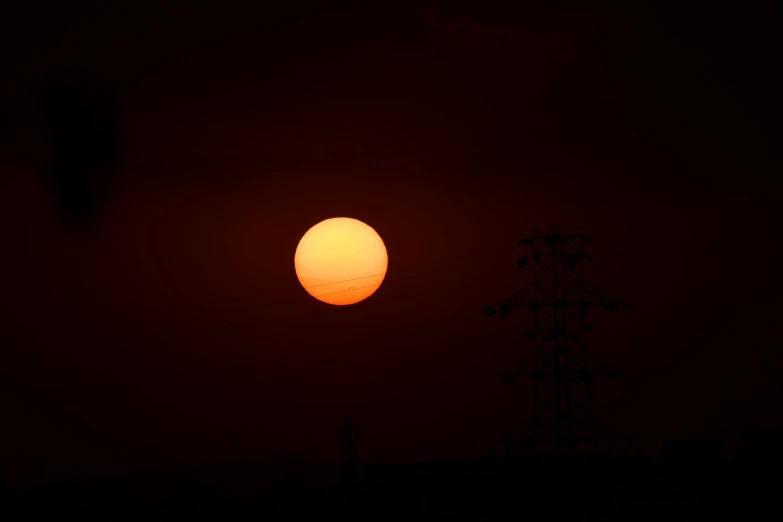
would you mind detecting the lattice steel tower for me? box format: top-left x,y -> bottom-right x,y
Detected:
483,227 -> 632,457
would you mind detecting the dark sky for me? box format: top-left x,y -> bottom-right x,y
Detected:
1,1 -> 780,485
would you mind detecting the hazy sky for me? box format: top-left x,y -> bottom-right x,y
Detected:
1,1 -> 779,485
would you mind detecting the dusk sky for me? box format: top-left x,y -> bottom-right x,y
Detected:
1,1 -> 779,485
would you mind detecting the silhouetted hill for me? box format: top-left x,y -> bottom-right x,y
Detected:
1,450 -> 777,521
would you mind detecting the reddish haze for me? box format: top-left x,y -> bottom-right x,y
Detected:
0,2 -> 779,485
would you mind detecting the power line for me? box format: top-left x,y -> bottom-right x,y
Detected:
202,261 -> 508,334
143,204 -> 528,331
312,282 -> 382,298
304,272 -> 386,290
149,220 -> 524,312
235,252 -> 513,319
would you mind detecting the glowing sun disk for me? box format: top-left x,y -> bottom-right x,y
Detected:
294,217 -> 388,305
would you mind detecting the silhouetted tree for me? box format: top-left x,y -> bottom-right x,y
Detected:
338,416 -> 360,490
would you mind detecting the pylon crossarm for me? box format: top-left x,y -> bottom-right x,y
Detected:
505,437 -> 626,445
499,355 -> 533,375
498,369 -> 621,378
499,370 -> 552,376
496,283 -> 536,309
511,299 -> 622,308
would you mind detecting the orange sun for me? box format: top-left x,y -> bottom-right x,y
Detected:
294,217 -> 388,305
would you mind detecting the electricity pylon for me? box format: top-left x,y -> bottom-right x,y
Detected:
483,227 -> 632,457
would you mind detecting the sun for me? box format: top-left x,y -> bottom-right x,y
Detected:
294,217 -> 388,305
